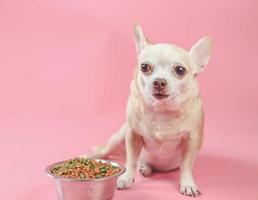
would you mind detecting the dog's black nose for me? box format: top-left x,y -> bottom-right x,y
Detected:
153,78 -> 167,90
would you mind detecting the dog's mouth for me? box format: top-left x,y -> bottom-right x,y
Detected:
152,93 -> 170,100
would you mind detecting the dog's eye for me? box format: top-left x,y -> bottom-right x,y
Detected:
141,63 -> 152,73
174,65 -> 186,77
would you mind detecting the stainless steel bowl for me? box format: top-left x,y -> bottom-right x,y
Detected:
45,159 -> 126,200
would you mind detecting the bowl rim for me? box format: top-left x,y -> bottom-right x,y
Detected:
45,158 -> 126,182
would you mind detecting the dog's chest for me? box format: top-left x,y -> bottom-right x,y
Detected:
137,112 -> 185,140
133,108 -> 187,157
135,111 -> 188,155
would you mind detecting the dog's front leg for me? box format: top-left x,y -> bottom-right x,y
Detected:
117,126 -> 142,189
180,132 -> 202,197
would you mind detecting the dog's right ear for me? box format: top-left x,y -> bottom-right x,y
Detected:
134,24 -> 149,55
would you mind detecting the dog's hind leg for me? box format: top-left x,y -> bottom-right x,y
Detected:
80,123 -> 126,159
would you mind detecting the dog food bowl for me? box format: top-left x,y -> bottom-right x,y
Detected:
45,159 -> 126,200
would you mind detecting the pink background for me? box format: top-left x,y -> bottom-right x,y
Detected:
1,0 -> 258,199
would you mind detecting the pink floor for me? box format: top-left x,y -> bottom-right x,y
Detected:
1,110 -> 258,200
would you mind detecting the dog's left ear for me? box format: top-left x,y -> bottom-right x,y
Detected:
134,24 -> 149,55
189,36 -> 213,74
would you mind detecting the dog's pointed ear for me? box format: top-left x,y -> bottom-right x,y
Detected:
134,24 -> 149,55
189,36 -> 213,74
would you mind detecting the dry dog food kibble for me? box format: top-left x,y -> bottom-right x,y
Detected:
51,158 -> 121,180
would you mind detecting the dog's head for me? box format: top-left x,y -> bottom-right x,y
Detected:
134,24 -> 212,108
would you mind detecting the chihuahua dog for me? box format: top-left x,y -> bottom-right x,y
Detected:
82,24 -> 212,197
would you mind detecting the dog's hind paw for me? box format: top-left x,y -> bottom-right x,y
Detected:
139,163 -> 152,177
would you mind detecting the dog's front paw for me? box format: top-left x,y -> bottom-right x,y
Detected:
179,180 -> 201,197
117,174 -> 134,190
